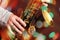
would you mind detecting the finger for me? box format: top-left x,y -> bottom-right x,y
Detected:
7,24 -> 15,35
9,20 -> 22,34
12,19 -> 25,32
43,3 -> 48,7
15,16 -> 26,27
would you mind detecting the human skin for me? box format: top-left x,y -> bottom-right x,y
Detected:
0,0 -> 26,35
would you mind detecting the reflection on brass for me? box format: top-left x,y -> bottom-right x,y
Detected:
22,31 -> 30,40
28,26 -> 36,35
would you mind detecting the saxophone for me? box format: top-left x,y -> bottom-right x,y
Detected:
0,0 -> 56,40
21,0 -> 56,40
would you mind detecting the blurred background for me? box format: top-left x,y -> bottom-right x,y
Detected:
0,0 -> 60,40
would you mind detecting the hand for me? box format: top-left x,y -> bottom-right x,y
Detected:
7,13 -> 26,35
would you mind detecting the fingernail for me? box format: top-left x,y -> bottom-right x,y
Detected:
24,23 -> 26,27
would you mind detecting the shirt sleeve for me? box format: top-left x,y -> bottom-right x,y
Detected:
0,7 -> 12,26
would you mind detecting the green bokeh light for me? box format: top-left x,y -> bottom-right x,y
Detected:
41,6 -> 48,11
49,32 -> 55,38
49,12 -> 54,18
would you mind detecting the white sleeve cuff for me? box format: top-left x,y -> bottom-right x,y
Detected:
0,7 -> 12,26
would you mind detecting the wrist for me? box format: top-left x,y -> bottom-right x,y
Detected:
0,7 -> 12,25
